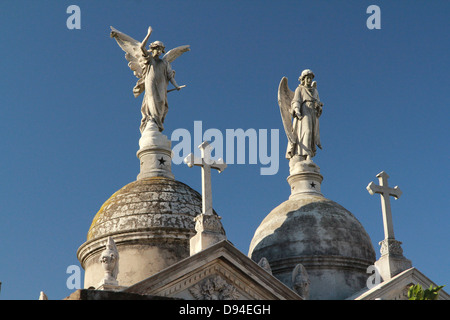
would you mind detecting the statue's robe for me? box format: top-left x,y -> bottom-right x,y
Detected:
133,56 -> 175,132
287,85 -> 322,159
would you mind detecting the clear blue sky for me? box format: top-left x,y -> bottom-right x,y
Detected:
0,1 -> 448,300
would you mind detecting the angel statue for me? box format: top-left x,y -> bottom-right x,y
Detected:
278,69 -> 323,162
110,26 -> 190,133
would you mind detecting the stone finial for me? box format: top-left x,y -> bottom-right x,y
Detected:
39,291 -> 48,300
292,264 -> 310,300
98,237 -> 119,287
257,257 -> 272,274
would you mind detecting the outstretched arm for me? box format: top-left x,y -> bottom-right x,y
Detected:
170,77 -> 181,90
167,67 -> 181,90
140,26 -> 153,57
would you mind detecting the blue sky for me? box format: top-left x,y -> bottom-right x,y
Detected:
0,1 -> 448,300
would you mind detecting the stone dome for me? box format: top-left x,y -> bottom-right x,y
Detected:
86,177 -> 202,241
248,194 -> 376,300
77,177 -> 221,288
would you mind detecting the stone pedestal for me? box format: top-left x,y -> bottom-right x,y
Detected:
375,238 -> 412,281
190,214 -> 226,255
137,121 -> 174,180
97,276 -> 118,287
287,158 -> 324,199
96,283 -> 127,292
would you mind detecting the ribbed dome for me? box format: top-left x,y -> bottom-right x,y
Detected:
249,194 -> 376,300
77,177 -> 222,288
87,177 -> 203,241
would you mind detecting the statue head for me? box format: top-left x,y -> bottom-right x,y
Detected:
299,69 -> 315,86
150,40 -> 166,56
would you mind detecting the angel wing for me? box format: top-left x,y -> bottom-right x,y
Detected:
110,26 -> 144,78
278,77 -> 297,144
163,45 -> 190,63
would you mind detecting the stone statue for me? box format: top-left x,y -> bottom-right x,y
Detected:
278,69 -> 323,162
99,237 -> 119,286
110,26 -> 190,133
291,263 -> 310,299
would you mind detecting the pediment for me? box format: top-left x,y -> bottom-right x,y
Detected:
350,267 -> 449,300
124,240 -> 301,300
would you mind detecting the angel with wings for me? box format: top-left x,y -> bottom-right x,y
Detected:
278,69 -> 323,161
111,26 -> 190,133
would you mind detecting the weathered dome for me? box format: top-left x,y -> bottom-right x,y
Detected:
248,194 -> 376,300
86,177 -> 202,240
77,177 -> 219,288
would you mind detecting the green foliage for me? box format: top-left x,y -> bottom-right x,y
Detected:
407,284 -> 445,300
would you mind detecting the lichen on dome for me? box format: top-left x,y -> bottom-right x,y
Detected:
249,195 -> 375,262
87,177 -> 205,241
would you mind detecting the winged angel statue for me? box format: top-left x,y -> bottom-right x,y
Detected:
278,69 -> 323,162
110,26 -> 190,133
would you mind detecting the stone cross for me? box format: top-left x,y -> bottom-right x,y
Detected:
184,141 -> 227,215
367,171 -> 411,280
366,171 -> 402,240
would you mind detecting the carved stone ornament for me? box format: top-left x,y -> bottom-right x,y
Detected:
292,264 -> 310,300
194,214 -> 224,234
394,285 -> 412,300
99,237 -> 119,286
379,238 -> 404,256
189,275 -> 240,300
257,257 -> 272,274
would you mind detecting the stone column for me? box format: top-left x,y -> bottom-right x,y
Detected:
287,158 -> 324,199
136,121 -> 174,180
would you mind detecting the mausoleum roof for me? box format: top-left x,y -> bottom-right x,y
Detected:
87,177 -> 206,241
248,193 -> 376,299
249,195 -> 375,263
78,176 -> 226,288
